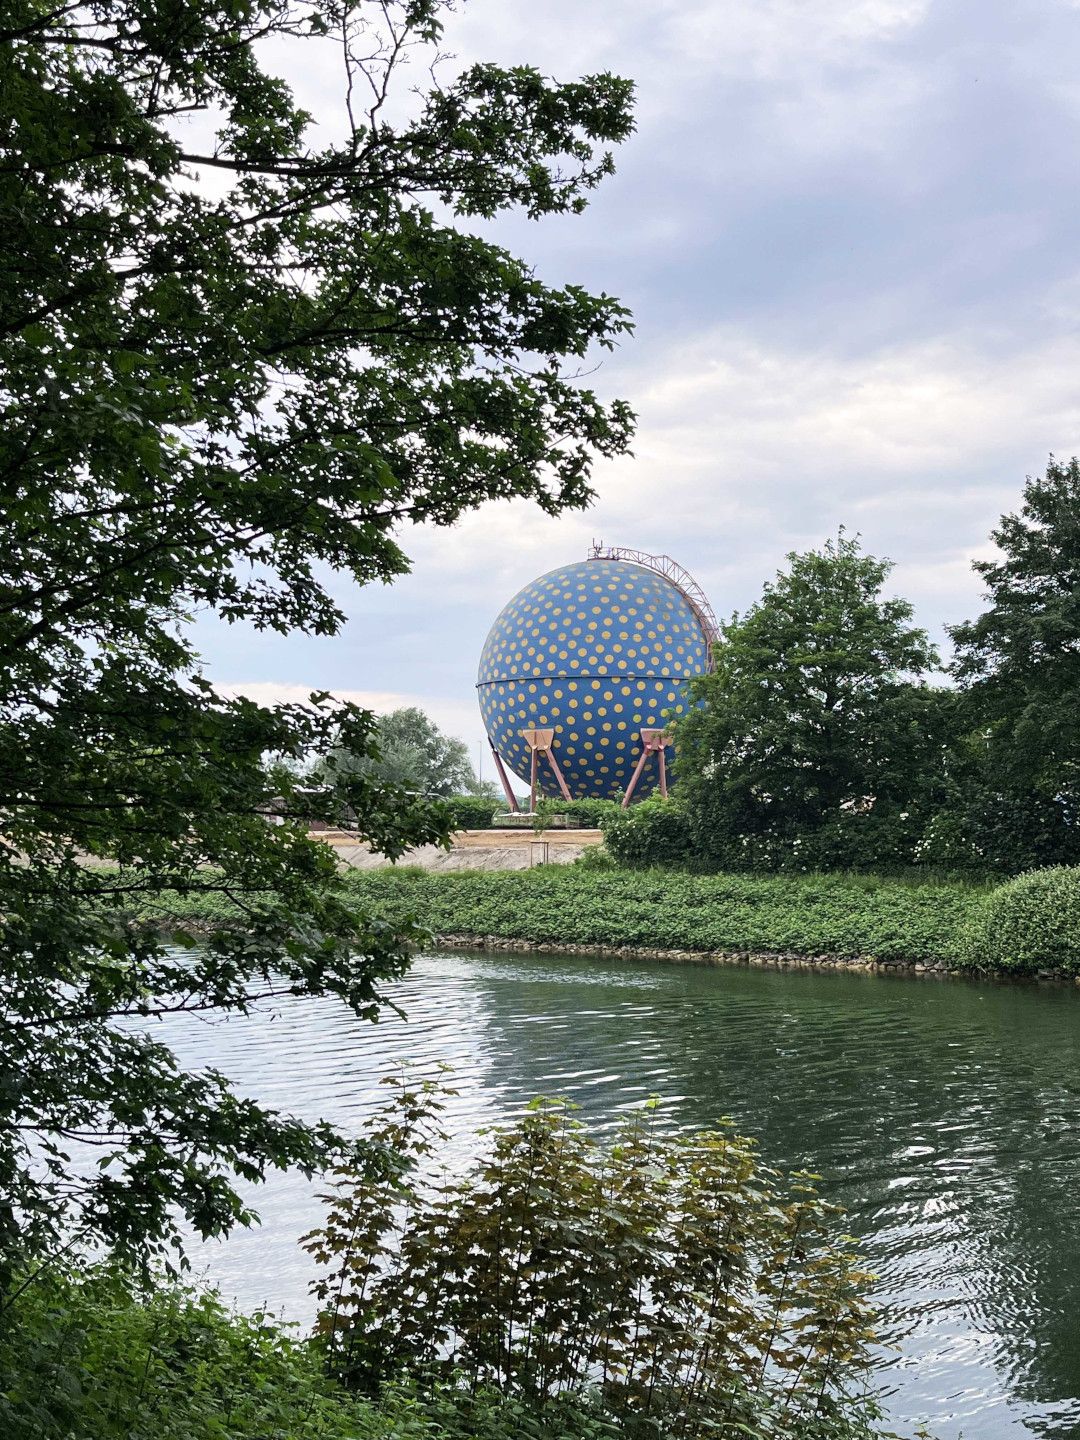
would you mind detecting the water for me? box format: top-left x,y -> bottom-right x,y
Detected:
157,950 -> 1080,1439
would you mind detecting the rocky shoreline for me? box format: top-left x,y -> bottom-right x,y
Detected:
136,918 -> 1080,986
433,932 -> 1080,985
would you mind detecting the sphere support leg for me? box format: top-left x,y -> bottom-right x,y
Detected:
488,738 -> 520,813
621,729 -> 670,808
521,727 -> 571,811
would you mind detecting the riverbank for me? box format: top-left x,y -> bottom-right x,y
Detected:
133,864 -> 1080,980
428,932 -> 970,976
345,867 -> 986,972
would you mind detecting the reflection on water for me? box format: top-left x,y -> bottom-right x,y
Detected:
156,951 -> 1080,1440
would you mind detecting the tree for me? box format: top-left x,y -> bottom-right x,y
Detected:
318,706 -> 478,797
0,0 -> 634,1276
674,535 -> 944,870
950,456 -> 1080,828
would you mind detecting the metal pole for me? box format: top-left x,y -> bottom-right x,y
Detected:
621,746 -> 651,809
658,744 -> 668,799
544,745 -> 572,802
529,746 -> 538,814
489,739 -> 520,813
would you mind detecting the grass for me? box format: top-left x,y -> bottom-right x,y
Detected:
120,862 -> 1038,971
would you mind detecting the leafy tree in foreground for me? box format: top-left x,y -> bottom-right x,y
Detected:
941,457 -> 1080,870
0,0 -> 634,1276
318,707 -> 480,798
673,535 -> 946,870
306,1078 -> 881,1440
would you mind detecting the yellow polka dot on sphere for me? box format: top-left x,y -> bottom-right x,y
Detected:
477,560 -> 710,801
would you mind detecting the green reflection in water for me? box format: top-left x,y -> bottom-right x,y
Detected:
165,951 -> 1080,1440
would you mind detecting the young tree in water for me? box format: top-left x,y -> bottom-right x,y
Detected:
0,0 -> 634,1275
674,535 -> 945,869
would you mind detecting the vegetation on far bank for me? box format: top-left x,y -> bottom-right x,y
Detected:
144,865 -> 988,968
354,867 -> 992,968
952,866 -> 1080,976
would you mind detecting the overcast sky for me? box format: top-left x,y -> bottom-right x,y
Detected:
199,0 -> 1080,772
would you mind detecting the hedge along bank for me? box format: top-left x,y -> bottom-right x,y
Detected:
132,867 -> 1080,979
344,868 -> 987,972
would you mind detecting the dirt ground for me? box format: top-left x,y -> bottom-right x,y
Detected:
314,827 -> 604,871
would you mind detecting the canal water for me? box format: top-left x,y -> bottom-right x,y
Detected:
162,949 -> 1080,1439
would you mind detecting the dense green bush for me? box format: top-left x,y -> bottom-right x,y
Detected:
307,1076 -> 883,1440
446,794 -> 502,830
914,783 -> 1080,877
0,1267 -> 390,1440
605,795 -> 958,878
602,796 -> 694,867
572,843 -> 616,870
952,866 -> 1080,974
0,1266 -> 624,1440
347,866 -> 981,964
601,772 -> 1077,884
130,864 -> 987,966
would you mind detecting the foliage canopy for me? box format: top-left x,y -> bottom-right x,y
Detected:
318,706 -> 483,798
306,1075 -> 882,1440
943,457 -> 1080,870
0,0 -> 634,1272
671,535 -> 946,871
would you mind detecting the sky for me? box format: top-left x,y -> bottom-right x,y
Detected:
198,0 -> 1080,777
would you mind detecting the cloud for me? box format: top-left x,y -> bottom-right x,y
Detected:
188,0 -> 1080,753
404,320 -> 1079,632
216,681 -> 483,751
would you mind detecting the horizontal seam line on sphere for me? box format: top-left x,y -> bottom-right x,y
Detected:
475,675 -> 697,686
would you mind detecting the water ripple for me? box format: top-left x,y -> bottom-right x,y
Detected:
152,949 -> 1080,1440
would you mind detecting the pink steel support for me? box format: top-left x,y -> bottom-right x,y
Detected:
621,747 -> 651,810
521,727 -> 570,811
621,729 -> 670,808
488,738 -> 520,813
545,745 -> 573,803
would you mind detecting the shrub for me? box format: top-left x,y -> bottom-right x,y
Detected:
952,866 -> 1080,974
138,866 -> 983,965
0,1265 -> 621,1440
349,866 -> 981,964
602,796 -> 694,868
572,843 -> 616,870
0,1267 -> 388,1440
915,786 -> 1080,877
446,795 -> 502,830
306,1076 -> 883,1440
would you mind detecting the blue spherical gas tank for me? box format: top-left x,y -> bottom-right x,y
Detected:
477,559 -> 710,802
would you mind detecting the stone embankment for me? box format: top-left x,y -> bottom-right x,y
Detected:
431,934 -> 1080,983
430,933 -> 963,976
316,828 -> 603,872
